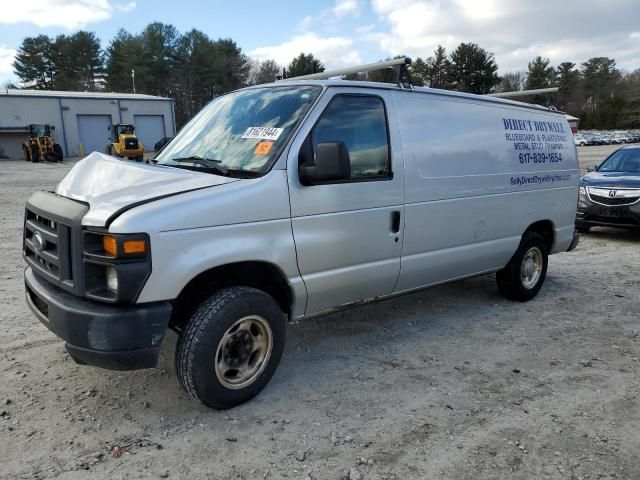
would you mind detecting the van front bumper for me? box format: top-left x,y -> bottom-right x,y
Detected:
24,267 -> 172,370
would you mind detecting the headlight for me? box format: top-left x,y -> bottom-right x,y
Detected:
579,186 -> 586,196
83,232 -> 151,303
106,266 -> 119,294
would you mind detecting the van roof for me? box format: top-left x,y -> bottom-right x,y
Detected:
256,79 -> 563,115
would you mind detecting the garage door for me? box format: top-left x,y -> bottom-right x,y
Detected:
77,115 -> 112,155
0,132 -> 28,159
134,115 -> 165,152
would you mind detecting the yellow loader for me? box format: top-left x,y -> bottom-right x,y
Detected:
107,124 -> 144,162
23,124 -> 64,163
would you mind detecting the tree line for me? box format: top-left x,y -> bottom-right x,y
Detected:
10,24 -> 639,129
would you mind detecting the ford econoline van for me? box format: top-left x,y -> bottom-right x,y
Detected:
24,59 -> 580,409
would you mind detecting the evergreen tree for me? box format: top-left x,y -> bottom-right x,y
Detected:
12,35 -> 57,89
105,29 -> 146,93
448,43 -> 500,94
526,56 -> 555,89
556,62 -> 581,113
53,31 -> 103,91
286,53 -> 324,78
427,45 -> 450,89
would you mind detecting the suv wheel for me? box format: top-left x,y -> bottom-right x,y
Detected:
176,287 -> 286,409
496,232 -> 548,302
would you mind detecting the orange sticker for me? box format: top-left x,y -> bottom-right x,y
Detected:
254,141 -> 273,155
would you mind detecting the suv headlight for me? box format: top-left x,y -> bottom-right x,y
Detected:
82,232 -> 151,303
579,186 -> 586,196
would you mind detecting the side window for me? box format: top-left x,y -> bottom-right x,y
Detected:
311,95 -> 391,180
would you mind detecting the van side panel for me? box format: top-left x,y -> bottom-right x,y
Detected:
392,91 -> 579,292
112,171 -> 308,318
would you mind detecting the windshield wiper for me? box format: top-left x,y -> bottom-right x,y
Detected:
170,156 -> 229,175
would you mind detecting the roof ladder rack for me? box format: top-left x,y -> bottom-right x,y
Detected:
281,57 -> 414,89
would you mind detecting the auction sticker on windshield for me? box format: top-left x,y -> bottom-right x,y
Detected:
242,127 -> 283,141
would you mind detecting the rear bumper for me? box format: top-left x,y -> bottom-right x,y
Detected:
25,267 -> 172,370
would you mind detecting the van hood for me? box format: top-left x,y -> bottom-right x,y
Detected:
56,152 -> 238,227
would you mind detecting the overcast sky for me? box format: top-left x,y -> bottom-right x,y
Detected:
1,0 -> 639,85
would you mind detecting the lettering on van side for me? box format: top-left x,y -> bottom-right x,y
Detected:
501,118 -> 569,166
510,174 -> 570,186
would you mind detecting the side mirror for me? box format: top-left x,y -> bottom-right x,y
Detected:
299,142 -> 350,185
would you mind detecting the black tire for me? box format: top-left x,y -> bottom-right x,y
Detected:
176,287 -> 286,409
136,155 -> 143,162
23,145 -> 30,161
45,151 -> 56,162
30,146 -> 40,163
54,144 -> 63,162
575,225 -> 590,234
496,232 -> 548,302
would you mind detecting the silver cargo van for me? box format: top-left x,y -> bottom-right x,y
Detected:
23,59 -> 580,409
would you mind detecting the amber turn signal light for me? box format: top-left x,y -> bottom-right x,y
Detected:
123,239 -> 146,254
103,235 -> 117,256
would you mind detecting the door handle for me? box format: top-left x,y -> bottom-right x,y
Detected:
390,211 -> 401,234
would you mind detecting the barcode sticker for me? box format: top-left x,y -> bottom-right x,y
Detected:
242,127 -> 283,141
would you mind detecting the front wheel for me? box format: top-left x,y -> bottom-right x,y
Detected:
496,232 -> 548,302
175,287 -> 286,409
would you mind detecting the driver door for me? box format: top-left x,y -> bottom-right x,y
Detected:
287,89 -> 405,315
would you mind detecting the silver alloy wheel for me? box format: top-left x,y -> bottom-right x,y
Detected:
214,315 -> 273,390
520,246 -> 543,290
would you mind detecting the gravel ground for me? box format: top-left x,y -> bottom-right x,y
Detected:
1,145 -> 639,480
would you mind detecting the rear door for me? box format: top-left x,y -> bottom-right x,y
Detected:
287,88 -> 405,315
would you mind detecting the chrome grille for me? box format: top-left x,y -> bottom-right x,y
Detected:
588,187 -> 640,207
24,208 -> 72,284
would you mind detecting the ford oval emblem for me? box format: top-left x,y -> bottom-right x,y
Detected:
608,190 -> 617,198
32,231 -> 45,253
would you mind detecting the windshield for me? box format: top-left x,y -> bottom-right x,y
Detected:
598,149 -> 640,173
156,86 -> 322,176
32,125 -> 48,137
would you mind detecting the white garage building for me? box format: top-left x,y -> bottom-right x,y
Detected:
0,89 -> 176,159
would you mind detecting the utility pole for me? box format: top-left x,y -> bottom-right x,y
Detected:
131,69 -> 136,94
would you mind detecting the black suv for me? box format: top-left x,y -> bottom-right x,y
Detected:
577,146 -> 640,232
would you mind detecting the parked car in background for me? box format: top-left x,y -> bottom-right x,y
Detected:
574,134 -> 589,146
577,145 -> 640,232
154,136 -> 174,152
586,133 -> 605,145
613,133 -> 627,144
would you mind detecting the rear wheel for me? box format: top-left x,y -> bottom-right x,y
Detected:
497,232 -> 548,302
53,144 -> 63,162
175,287 -> 286,409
